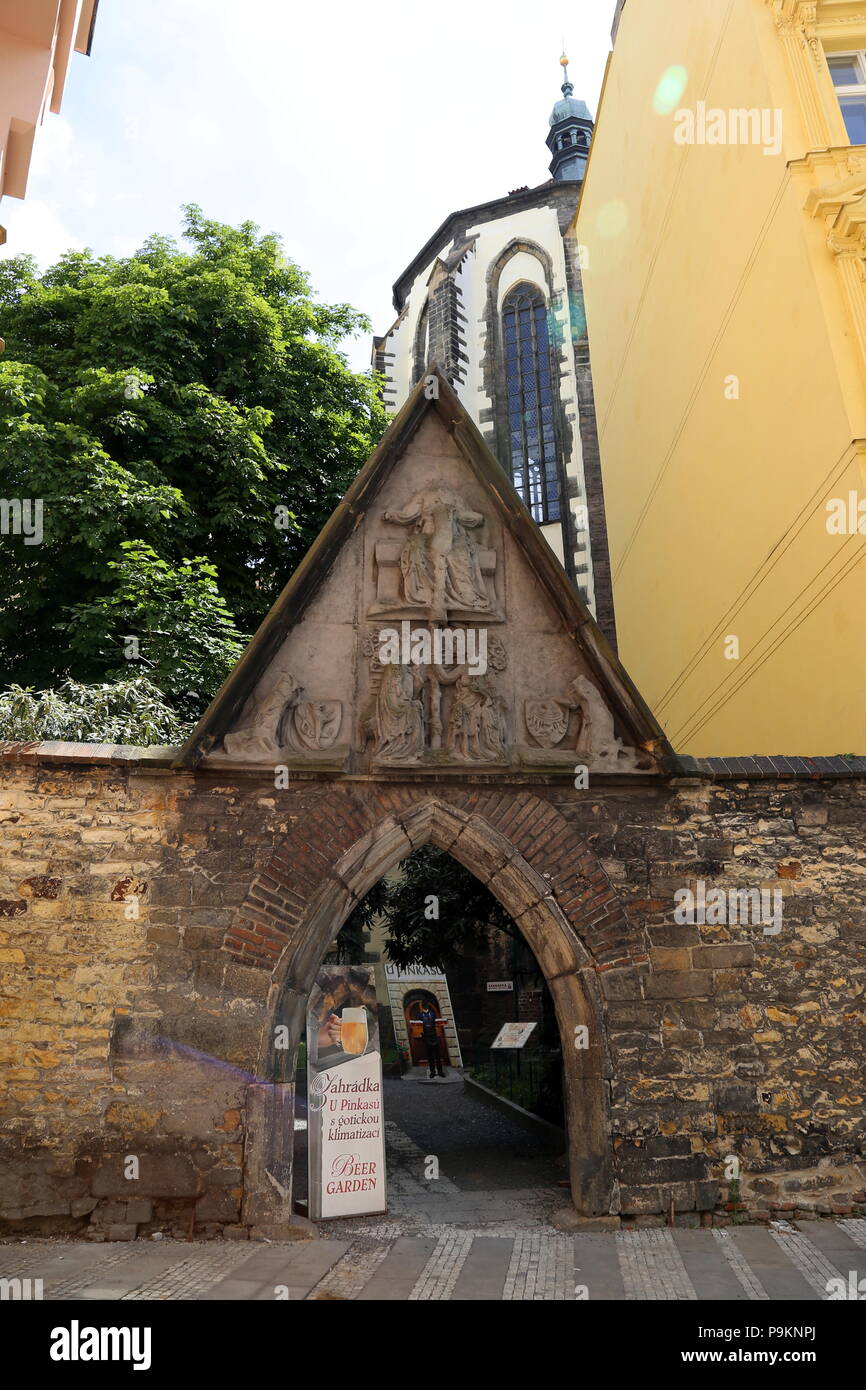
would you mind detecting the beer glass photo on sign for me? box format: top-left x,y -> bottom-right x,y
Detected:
306,967 -> 387,1220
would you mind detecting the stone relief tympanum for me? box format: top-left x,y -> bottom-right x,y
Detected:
360,626 -> 508,766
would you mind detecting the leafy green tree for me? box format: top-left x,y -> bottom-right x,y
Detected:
338,845 -> 518,971
0,206 -> 385,711
67,541 -> 245,721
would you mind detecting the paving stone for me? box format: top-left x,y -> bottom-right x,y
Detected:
450,1236 -> 514,1301
572,1231 -> 626,1300
3,1221 -> 862,1300
725,1227 -> 820,1301
617,1229 -> 697,1300
674,1227 -> 755,1300
357,1236 -> 437,1301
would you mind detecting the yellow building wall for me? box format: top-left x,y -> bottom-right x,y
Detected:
577,0 -> 866,754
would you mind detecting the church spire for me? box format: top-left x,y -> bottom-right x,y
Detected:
546,49 -> 593,183
559,49 -> 573,97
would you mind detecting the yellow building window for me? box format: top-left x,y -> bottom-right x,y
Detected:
826,52 -> 866,144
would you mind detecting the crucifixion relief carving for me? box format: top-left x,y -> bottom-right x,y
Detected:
369,486 -> 502,623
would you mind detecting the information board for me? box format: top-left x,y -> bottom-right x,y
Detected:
490,1021 -> 537,1049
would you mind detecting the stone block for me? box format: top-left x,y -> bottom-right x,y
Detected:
644,970 -> 713,999
550,1209 -> 620,1232
70,1197 -> 98,1218
600,968 -> 644,1001
125,1199 -> 153,1224
194,1188 -> 240,1223
650,947 -> 691,972
106,1223 -> 137,1241
696,1180 -> 721,1210
692,944 -> 755,969
92,1154 -> 200,1198
715,1084 -> 759,1114
619,1186 -> 664,1215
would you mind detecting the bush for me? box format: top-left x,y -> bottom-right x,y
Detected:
0,676 -> 189,745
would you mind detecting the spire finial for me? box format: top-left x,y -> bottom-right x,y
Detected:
559,47 -> 573,97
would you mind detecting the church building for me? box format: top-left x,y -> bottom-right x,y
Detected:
373,58 -> 617,649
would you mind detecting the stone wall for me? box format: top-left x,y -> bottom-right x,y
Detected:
0,748 -> 863,1237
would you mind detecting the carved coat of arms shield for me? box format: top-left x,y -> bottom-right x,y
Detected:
279,700 -> 342,752
524,699 -> 569,749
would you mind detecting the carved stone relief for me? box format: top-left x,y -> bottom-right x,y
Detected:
369,486 -> 503,622
222,671 -> 342,761
524,699 -> 570,749
360,625 -> 508,766
524,673 -> 653,772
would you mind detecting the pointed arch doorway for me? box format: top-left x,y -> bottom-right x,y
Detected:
239,790 -> 622,1229
403,989 -> 451,1069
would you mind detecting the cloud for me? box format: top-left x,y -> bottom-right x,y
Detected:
27,116 -> 76,180
0,198 -> 84,268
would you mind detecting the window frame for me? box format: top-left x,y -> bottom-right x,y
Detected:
826,49 -> 866,145
500,280 -> 562,528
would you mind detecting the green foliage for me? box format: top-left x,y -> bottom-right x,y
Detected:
0,677 -> 189,744
0,206 -> 386,716
338,845 -> 517,971
470,1052 -> 564,1126
67,541 -> 245,721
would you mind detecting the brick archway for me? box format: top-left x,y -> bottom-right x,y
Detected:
237,787 -> 643,1225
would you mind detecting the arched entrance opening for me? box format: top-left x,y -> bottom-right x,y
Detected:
403,990 -> 451,1069
238,792 -> 623,1230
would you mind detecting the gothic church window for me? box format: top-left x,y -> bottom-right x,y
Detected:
502,282 -> 561,524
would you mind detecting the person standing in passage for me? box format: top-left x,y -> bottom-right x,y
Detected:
418,1003 -> 445,1079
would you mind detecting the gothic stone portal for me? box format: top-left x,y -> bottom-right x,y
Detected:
181,372 -> 668,1227
242,789 -> 622,1227
2,380 -> 864,1240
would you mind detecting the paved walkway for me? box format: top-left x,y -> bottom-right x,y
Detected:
3,1085 -> 864,1301
1,1219 -> 864,1301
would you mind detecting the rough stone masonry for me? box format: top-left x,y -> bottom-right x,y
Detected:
0,374 -> 864,1238
0,747 -> 863,1239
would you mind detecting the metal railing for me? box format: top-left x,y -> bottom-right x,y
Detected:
465,1043 -> 564,1125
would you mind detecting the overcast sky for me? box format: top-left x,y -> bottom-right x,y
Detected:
0,0 -> 616,370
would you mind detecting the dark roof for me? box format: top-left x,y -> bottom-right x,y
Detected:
669,754 -> 866,780
391,180 -> 576,311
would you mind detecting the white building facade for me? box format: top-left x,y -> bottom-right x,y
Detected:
373,61 -> 617,648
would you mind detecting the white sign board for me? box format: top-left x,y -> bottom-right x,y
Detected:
490,1021 -> 537,1049
486,981 -> 513,992
307,966 -> 386,1220
384,962 -> 446,982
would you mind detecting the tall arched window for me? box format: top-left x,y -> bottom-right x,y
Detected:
501,282 -> 560,524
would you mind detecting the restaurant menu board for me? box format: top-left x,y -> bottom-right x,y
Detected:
306,965 -> 387,1220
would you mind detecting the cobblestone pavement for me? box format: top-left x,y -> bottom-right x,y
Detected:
2,1088 -> 864,1301
2,1218 -> 865,1301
